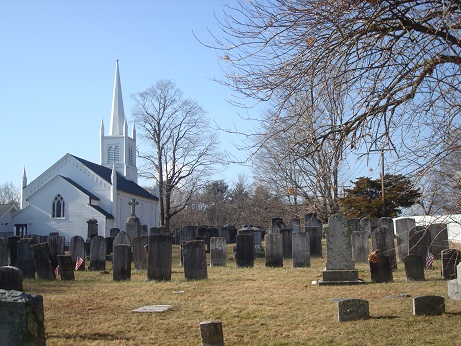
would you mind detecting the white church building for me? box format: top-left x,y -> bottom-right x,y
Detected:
12,61 -> 159,240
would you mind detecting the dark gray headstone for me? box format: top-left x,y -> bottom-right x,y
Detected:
210,237 -> 226,267
7,236 -> 21,266
337,299 -> 369,322
371,226 -> 396,269
427,224 -> 448,259
347,218 -> 361,233
181,226 -> 197,242
0,289 -> 46,345
280,229 -> 292,259
132,236 -> 149,270
0,266 -> 23,291
113,231 -> 132,247
292,232 -> 310,268
199,321 -> 224,346
395,218 -> 416,261
17,238 -> 36,279
305,213 -> 322,257
110,228 -> 120,237
113,244 -> 131,281
126,216 -> 142,239
441,249 -> 461,280
236,234 -> 254,268
105,236 -> 115,255
227,225 -> 237,244
403,254 -> 425,281
413,295 -> 445,316
271,218 -> 286,234
351,231 -> 369,263
69,236 -> 85,271
0,238 -> 8,266
89,236 -> 106,271
47,234 -> 65,270
369,249 -> 393,283
265,233 -> 283,268
289,218 -> 301,233
57,255 -> 74,281
87,218 -> 98,239
147,234 -> 173,281
359,218 -> 372,238
183,240 -> 207,281
31,243 -> 55,280
408,226 -> 431,268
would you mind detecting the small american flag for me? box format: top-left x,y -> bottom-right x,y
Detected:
75,256 -> 84,270
54,265 -> 60,277
426,250 -> 435,269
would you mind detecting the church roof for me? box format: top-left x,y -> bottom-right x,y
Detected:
60,176 -> 100,200
71,155 -> 158,201
89,205 -> 115,219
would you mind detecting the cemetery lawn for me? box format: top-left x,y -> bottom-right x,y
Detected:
25,243 -> 461,346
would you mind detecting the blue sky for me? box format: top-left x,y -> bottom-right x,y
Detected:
0,1 -> 257,189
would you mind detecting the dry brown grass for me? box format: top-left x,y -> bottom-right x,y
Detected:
24,243 -> 461,346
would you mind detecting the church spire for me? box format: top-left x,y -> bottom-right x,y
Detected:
109,60 -> 126,136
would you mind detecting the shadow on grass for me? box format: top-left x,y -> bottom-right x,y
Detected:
48,332 -> 132,341
370,315 -> 399,319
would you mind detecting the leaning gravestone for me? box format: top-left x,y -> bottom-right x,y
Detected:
292,232 -> 310,268
17,238 -> 36,279
413,295 -> 445,316
408,226 -> 431,268
182,240 -> 207,281
427,223 -> 449,259
351,231 -> 369,263
147,234 -> 172,281
441,249 -> 461,280
395,217 -> 416,261
305,213 -> 322,257
235,234 -> 254,268
69,236 -> 85,271
0,266 -> 23,291
403,254 -> 425,281
89,236 -> 106,271
0,238 -> 8,266
210,237 -> 226,267
0,289 -> 46,346
337,299 -> 369,322
319,214 -> 361,285
369,249 -> 393,283
57,255 -> 75,281
132,236 -> 148,270
265,233 -> 283,268
113,244 -> 131,281
31,242 -> 55,280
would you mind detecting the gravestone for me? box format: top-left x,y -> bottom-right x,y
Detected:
359,218 -> 372,238
408,226 -> 431,268
319,214 -> 360,285
113,244 -> 131,281
126,216 -> 142,239
413,295 -> 445,316
132,236 -> 148,270
28,234 -> 42,244
351,231 -> 369,263
69,236 -> 85,271
110,228 -> 120,237
305,213 -> 322,257
271,218 -> 286,234
7,235 -> 21,266
87,218 -> 98,239
47,233 -> 65,270
0,289 -> 46,346
210,237 -> 226,267
403,254 -> 425,281
371,226 -> 395,269
180,226 -> 197,243
441,249 -> 461,280
347,218 -> 361,233
427,223 -> 448,259
0,266 -> 23,291
17,238 -> 36,279
289,218 -> 301,233
227,225 -> 237,244
235,234 -> 254,268
105,236 -> 115,255
89,236 -> 106,271
369,249 -> 393,283
0,238 -> 8,266
280,228 -> 292,259
292,232 -> 310,268
199,321 -> 224,346
448,263 -> 461,300
113,230 -> 132,248
173,229 -> 181,245
378,218 -> 397,269
265,233 -> 283,268
147,234 -> 173,281
337,299 -> 369,322
31,242 -> 55,280
182,240 -> 207,280
57,255 -> 75,281
395,217 -> 416,261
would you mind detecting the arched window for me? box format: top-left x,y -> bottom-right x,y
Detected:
108,145 -> 114,163
52,194 -> 65,218
114,145 -> 120,162
128,146 -> 133,164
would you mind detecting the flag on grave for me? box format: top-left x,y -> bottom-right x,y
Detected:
75,256 -> 84,270
426,250 -> 434,269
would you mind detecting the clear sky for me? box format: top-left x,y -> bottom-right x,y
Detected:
0,1 -> 256,190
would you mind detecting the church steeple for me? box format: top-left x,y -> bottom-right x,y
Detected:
109,60 -> 126,136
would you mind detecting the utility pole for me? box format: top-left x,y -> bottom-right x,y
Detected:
380,148 -> 385,217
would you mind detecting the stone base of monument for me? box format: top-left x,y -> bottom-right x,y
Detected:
318,269 -> 365,285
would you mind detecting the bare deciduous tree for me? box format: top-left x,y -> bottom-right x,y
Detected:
132,80 -> 221,230
0,182 -> 20,206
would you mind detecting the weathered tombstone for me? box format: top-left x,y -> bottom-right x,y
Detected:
113,230 -> 132,247
289,218 -> 301,233
319,214 -> 360,285
337,299 -> 369,322
182,240 -> 207,280
292,232 -> 310,268
271,218 -> 286,234
0,266 -> 23,290
347,218 -> 361,233
31,243 -> 55,280
113,244 -> 131,281
110,228 -> 120,237
89,236 -> 106,271
265,233 -> 283,268
7,235 -> 21,266
395,217 -> 416,262
351,231 -> 369,263
427,223 -> 449,259
200,321 -> 224,346
126,216 -> 142,239
47,233 -> 65,270
132,236 -> 148,270
413,295 -> 445,316
69,236 -> 85,271
227,225 -> 237,244
305,213 -> 322,257
142,225 -> 148,236
448,263 -> 461,300
105,236 -> 115,255
0,289 -> 46,346
147,234 -> 173,281
441,249 -> 461,280
359,218 -> 372,238
87,218 -> 98,239
17,238 -> 36,279
210,237 -> 226,267
0,238 -> 8,266
280,228 -> 292,259
378,217 -> 397,269
369,249 -> 393,283
57,255 -> 75,281
173,229 -> 181,245
371,226 -> 395,268
181,226 -> 197,243
403,254 -> 425,281
408,226 -> 431,268
28,234 -> 42,244
235,234 -> 254,268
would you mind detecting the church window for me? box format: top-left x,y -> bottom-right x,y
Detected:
52,194 -> 65,218
108,145 -> 114,163
114,145 -> 120,162
129,146 -> 133,164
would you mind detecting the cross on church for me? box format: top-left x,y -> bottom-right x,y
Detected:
128,198 -> 139,216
